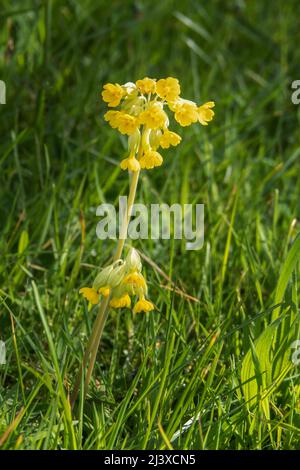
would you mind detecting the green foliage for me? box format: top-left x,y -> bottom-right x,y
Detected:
241,235 -> 300,420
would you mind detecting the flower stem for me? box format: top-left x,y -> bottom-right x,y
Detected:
71,167 -> 140,406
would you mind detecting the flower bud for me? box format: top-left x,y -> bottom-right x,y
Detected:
128,128 -> 141,156
149,129 -> 162,150
122,82 -> 137,95
107,262 -> 127,288
125,248 -> 142,273
110,283 -> 128,299
92,264 -> 114,291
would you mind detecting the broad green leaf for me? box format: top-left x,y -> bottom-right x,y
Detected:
273,233 -> 300,320
241,232 -> 300,416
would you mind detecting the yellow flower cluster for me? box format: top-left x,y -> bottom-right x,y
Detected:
101,77 -> 215,172
79,248 -> 154,314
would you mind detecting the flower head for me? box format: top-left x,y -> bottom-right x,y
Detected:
102,83 -> 124,107
98,286 -> 110,297
133,297 -> 155,314
160,130 -> 181,149
101,77 -> 215,171
104,110 -> 137,135
139,102 -> 168,130
156,77 -> 180,102
110,294 -> 131,309
136,77 -> 156,95
79,287 -> 99,305
198,101 -> 215,125
120,157 -> 140,172
140,150 -> 163,169
123,272 -> 146,290
172,99 -> 199,127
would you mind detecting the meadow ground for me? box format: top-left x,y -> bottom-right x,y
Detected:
1,0 -> 300,450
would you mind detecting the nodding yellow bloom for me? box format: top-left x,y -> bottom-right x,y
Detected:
123,272 -> 146,289
102,83 -> 124,107
133,297 -> 154,314
136,77 -> 156,95
156,77 -> 180,102
117,112 -> 138,135
160,130 -> 181,149
104,110 -> 137,135
79,287 -> 99,305
120,157 -> 140,172
172,100 -> 199,127
140,150 -> 163,169
104,110 -> 120,128
138,102 -> 168,129
98,286 -> 110,297
80,248 -> 154,315
101,77 -> 214,172
198,101 -> 215,126
110,294 -> 131,309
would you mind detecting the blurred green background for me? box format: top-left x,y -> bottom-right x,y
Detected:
1,0 -> 300,450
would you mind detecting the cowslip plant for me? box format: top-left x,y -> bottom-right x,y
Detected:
71,77 -> 215,405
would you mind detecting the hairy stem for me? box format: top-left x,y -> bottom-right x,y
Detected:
71,167 -> 140,406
